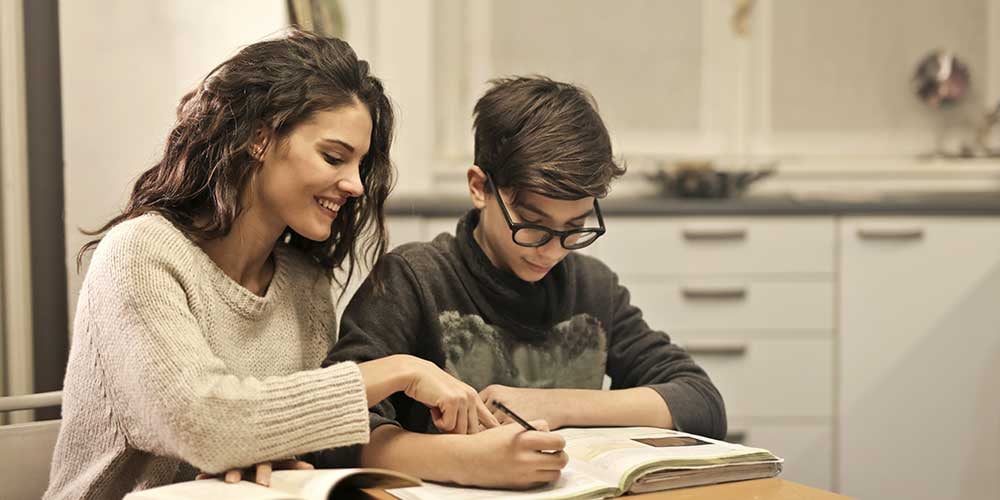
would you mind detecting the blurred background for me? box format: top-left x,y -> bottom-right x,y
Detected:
2,1 -> 1000,498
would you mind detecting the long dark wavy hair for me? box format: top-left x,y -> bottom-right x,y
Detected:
78,29 -> 395,291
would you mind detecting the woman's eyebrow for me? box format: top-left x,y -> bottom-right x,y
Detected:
319,138 -> 355,152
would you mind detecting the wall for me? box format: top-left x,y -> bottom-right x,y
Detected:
59,0 -> 288,324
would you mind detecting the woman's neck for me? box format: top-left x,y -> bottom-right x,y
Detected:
198,206 -> 285,296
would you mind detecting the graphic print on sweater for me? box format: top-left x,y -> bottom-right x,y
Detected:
438,311 -> 608,391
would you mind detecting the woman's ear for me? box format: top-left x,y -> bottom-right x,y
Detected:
250,128 -> 272,162
468,165 -> 489,210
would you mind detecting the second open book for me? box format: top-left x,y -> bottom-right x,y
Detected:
388,426 -> 782,500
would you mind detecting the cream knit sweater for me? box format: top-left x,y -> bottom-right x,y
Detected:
44,214 -> 370,500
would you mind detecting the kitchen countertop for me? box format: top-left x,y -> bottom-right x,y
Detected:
385,191 -> 1000,217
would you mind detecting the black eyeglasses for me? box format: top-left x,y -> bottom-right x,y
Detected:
484,170 -> 606,250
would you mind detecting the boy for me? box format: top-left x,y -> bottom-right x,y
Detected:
323,76 -> 726,487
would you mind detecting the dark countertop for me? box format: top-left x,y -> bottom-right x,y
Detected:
385,191 -> 1000,217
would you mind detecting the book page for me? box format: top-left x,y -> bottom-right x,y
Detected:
556,427 -> 780,490
274,468 -> 420,500
386,460 -> 616,500
123,479 -> 298,500
124,468 -> 421,500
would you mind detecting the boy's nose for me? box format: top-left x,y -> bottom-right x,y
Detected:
538,237 -> 569,261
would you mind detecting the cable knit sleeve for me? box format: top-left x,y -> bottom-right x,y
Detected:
85,220 -> 370,473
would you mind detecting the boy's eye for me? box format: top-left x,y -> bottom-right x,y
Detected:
517,214 -> 542,225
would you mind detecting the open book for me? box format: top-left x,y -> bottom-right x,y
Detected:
123,468 -> 420,500
388,427 -> 782,500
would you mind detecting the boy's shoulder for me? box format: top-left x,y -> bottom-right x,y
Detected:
384,232 -> 460,271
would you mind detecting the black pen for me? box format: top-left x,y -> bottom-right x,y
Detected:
491,400 -> 537,431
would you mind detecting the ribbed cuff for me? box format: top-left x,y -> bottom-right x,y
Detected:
253,361 -> 370,458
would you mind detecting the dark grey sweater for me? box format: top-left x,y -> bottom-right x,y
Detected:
321,210 -> 726,458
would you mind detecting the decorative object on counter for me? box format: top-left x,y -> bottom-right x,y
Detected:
645,160 -> 776,199
287,0 -> 344,38
731,0 -> 756,37
913,50 -> 969,108
911,50 -> 989,158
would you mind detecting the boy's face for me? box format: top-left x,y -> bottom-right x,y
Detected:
469,167 -> 598,283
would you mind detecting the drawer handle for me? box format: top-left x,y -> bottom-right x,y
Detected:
857,227 -> 924,240
726,430 -> 748,444
682,227 -> 747,240
683,341 -> 748,356
681,286 -> 747,300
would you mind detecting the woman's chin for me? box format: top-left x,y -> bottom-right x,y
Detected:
291,223 -> 332,242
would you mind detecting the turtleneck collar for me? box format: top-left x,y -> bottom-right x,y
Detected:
452,209 -> 574,336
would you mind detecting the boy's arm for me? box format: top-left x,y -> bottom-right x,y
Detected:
479,385 -> 674,429
602,269 -> 727,439
310,254 -> 427,467
480,266 -> 726,439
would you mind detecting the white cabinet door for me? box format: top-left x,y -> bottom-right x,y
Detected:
839,217 -> 1000,500
728,419 -> 833,492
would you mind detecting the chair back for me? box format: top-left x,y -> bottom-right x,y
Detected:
0,391 -> 62,500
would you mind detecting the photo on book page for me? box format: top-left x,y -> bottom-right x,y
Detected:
632,435 -> 711,448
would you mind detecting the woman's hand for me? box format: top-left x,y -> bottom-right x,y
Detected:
358,355 -> 500,434
449,420 -> 569,489
195,459 -> 314,486
402,357 -> 500,434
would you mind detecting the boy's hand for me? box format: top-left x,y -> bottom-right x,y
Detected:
194,459 -> 314,486
479,385 -> 566,430
403,358 -> 501,434
450,420 -> 568,489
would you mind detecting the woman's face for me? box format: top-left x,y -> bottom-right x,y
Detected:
254,99 -> 372,242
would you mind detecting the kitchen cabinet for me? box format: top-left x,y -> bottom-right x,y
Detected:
597,216 -> 836,490
838,217 -> 1000,500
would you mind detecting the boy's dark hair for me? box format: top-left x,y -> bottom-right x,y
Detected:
473,76 -> 625,202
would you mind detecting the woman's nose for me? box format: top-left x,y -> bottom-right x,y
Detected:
339,165 -> 365,197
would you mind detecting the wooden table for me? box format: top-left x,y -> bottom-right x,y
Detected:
363,478 -> 853,499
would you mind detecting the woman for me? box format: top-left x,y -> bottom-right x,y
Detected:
44,30 -> 496,500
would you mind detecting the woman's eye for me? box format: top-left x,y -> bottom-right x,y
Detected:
322,153 -> 343,166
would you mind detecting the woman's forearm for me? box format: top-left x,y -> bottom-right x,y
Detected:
356,354 -> 418,406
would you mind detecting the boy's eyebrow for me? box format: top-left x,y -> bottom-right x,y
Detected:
320,138 -> 355,152
519,201 -> 595,224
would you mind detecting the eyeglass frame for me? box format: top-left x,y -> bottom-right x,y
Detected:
483,169 -> 606,250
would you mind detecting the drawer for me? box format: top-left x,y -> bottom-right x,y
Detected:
670,336 -> 833,418
625,279 -> 834,331
727,419 -> 833,491
590,217 -> 835,275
